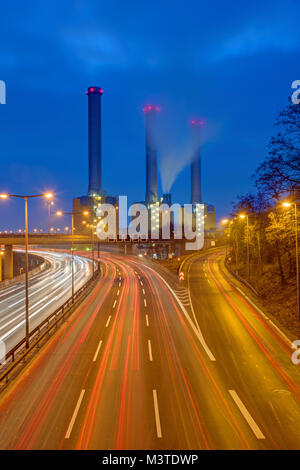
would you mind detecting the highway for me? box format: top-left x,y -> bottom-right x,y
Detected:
0,250 -> 93,353
0,250 -> 300,449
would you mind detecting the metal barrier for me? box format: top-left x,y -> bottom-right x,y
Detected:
0,267 -> 101,386
224,258 -> 259,296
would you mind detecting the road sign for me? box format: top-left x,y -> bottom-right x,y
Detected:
179,271 -> 184,281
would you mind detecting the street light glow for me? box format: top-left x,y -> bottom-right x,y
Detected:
44,193 -> 53,199
282,202 -> 292,208
0,194 -> 8,199
56,211 -> 63,216
239,214 -> 246,219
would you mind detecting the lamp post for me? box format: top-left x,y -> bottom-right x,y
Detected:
221,218 -> 229,258
0,192 -> 53,348
282,201 -> 299,320
87,224 -> 96,276
47,200 -> 54,234
239,214 -> 250,282
56,210 -> 89,302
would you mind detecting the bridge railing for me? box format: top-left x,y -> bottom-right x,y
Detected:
0,266 -> 101,388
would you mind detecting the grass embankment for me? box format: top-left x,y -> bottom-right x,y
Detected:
229,260 -> 299,338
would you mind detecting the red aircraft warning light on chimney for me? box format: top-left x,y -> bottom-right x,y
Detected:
143,104 -> 161,113
85,87 -> 103,95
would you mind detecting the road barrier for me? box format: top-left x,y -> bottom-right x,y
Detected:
0,259 -> 50,290
224,258 -> 258,296
0,267 -> 101,388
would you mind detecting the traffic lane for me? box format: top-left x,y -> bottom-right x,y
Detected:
0,252 -> 93,352
105,254 -> 281,449
186,252 -> 300,449
209,254 -> 300,449
0,249 -> 283,451
0,257 -> 117,450
0,252 -> 57,305
69,258 -> 159,450
0,252 -> 91,319
129,260 -> 261,450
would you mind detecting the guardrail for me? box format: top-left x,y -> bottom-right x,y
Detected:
224,258 -> 259,296
0,266 -> 101,387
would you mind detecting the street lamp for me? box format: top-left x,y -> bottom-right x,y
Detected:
0,192 -> 53,348
239,213 -> 250,282
56,210 -> 89,301
282,201 -> 299,320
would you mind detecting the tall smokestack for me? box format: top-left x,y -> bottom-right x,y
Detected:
190,119 -> 204,204
86,86 -> 103,196
143,104 -> 160,204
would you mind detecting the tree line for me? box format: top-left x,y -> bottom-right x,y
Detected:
228,98 -> 300,286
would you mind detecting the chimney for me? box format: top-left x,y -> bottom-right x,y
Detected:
143,104 -> 160,205
86,86 -> 103,196
190,119 -> 204,205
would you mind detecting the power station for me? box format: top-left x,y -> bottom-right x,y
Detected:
73,86 -> 215,241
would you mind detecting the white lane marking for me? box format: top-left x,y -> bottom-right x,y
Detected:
142,289 -> 145,295
93,340 -> 103,362
113,300 -> 117,308
117,289 -> 120,296
119,282 -> 121,287
152,390 -> 162,438
144,298 -> 147,307
140,281 -> 143,286
148,339 -> 153,361
65,389 -> 85,439
105,316 -> 111,327
146,267 -> 216,362
146,314 -> 149,327
229,390 -> 265,439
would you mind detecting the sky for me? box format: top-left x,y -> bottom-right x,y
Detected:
0,0 -> 299,231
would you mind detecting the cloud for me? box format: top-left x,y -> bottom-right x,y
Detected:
214,22 -> 300,61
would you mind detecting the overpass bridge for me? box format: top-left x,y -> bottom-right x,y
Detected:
0,233 -> 188,281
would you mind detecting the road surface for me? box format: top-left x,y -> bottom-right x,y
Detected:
0,250 -> 93,352
0,250 -> 300,449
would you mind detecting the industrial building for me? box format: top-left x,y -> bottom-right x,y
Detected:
73,86 -> 215,243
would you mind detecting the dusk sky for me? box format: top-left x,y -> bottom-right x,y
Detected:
0,0 -> 299,230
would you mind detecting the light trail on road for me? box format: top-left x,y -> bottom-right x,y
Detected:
0,251 -> 300,449
0,250 -> 93,352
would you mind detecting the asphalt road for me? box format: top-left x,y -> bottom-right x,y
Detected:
0,250 -> 300,449
0,250 -> 93,352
